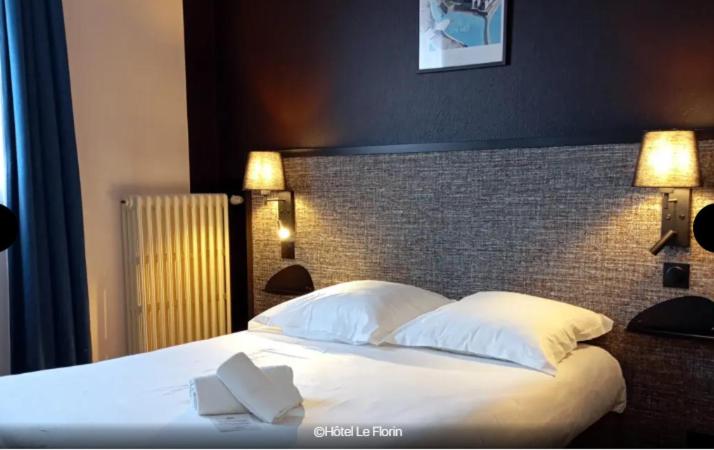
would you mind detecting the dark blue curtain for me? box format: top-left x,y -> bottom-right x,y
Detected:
0,0 -> 91,373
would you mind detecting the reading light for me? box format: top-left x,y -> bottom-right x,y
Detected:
243,151 -> 295,259
633,130 -> 702,255
277,223 -> 291,241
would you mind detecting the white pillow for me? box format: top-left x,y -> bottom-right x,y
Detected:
248,280 -> 452,345
386,291 -> 613,375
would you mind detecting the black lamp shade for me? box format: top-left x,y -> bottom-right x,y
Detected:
0,205 -> 18,251
694,204 -> 714,253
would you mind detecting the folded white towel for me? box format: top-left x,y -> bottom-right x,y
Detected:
190,365 -> 293,416
216,352 -> 303,423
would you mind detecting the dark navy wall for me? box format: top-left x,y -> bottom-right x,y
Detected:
213,0 -> 714,152
186,0 -> 714,183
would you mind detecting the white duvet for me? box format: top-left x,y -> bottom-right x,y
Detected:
0,331 -> 626,448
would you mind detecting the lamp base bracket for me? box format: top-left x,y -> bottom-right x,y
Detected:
277,191 -> 295,259
660,188 -> 691,248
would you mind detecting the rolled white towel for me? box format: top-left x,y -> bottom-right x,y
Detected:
190,365 -> 293,416
216,352 -> 303,423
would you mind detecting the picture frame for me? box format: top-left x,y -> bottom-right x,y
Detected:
419,0 -> 508,73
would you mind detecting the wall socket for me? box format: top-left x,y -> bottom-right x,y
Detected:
663,263 -> 690,289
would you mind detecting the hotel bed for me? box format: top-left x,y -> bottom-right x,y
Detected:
0,330 -> 625,448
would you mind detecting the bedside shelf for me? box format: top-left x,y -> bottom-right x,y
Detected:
264,264 -> 315,296
627,327 -> 714,341
626,296 -> 714,341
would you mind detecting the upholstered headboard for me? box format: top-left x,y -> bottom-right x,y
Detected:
249,140 -> 714,445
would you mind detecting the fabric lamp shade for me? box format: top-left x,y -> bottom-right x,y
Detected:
243,151 -> 286,191
633,131 -> 701,188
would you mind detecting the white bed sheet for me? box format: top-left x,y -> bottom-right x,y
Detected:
0,331 -> 626,448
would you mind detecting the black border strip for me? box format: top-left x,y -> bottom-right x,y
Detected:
280,128 -> 714,158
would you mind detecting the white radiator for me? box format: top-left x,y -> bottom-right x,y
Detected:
121,194 -> 231,354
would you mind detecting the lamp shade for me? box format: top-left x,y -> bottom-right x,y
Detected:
633,130 -> 701,188
243,151 -> 285,191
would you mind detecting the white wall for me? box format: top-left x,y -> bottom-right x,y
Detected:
63,0 -> 191,361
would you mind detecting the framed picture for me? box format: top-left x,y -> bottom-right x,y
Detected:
419,0 -> 508,72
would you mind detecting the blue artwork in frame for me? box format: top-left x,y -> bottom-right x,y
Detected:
419,0 -> 508,72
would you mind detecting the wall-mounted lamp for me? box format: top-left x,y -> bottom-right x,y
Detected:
244,151 -> 295,259
633,130 -> 702,255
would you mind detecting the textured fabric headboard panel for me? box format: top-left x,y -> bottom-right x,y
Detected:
250,140 -> 714,445
252,141 -> 714,316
